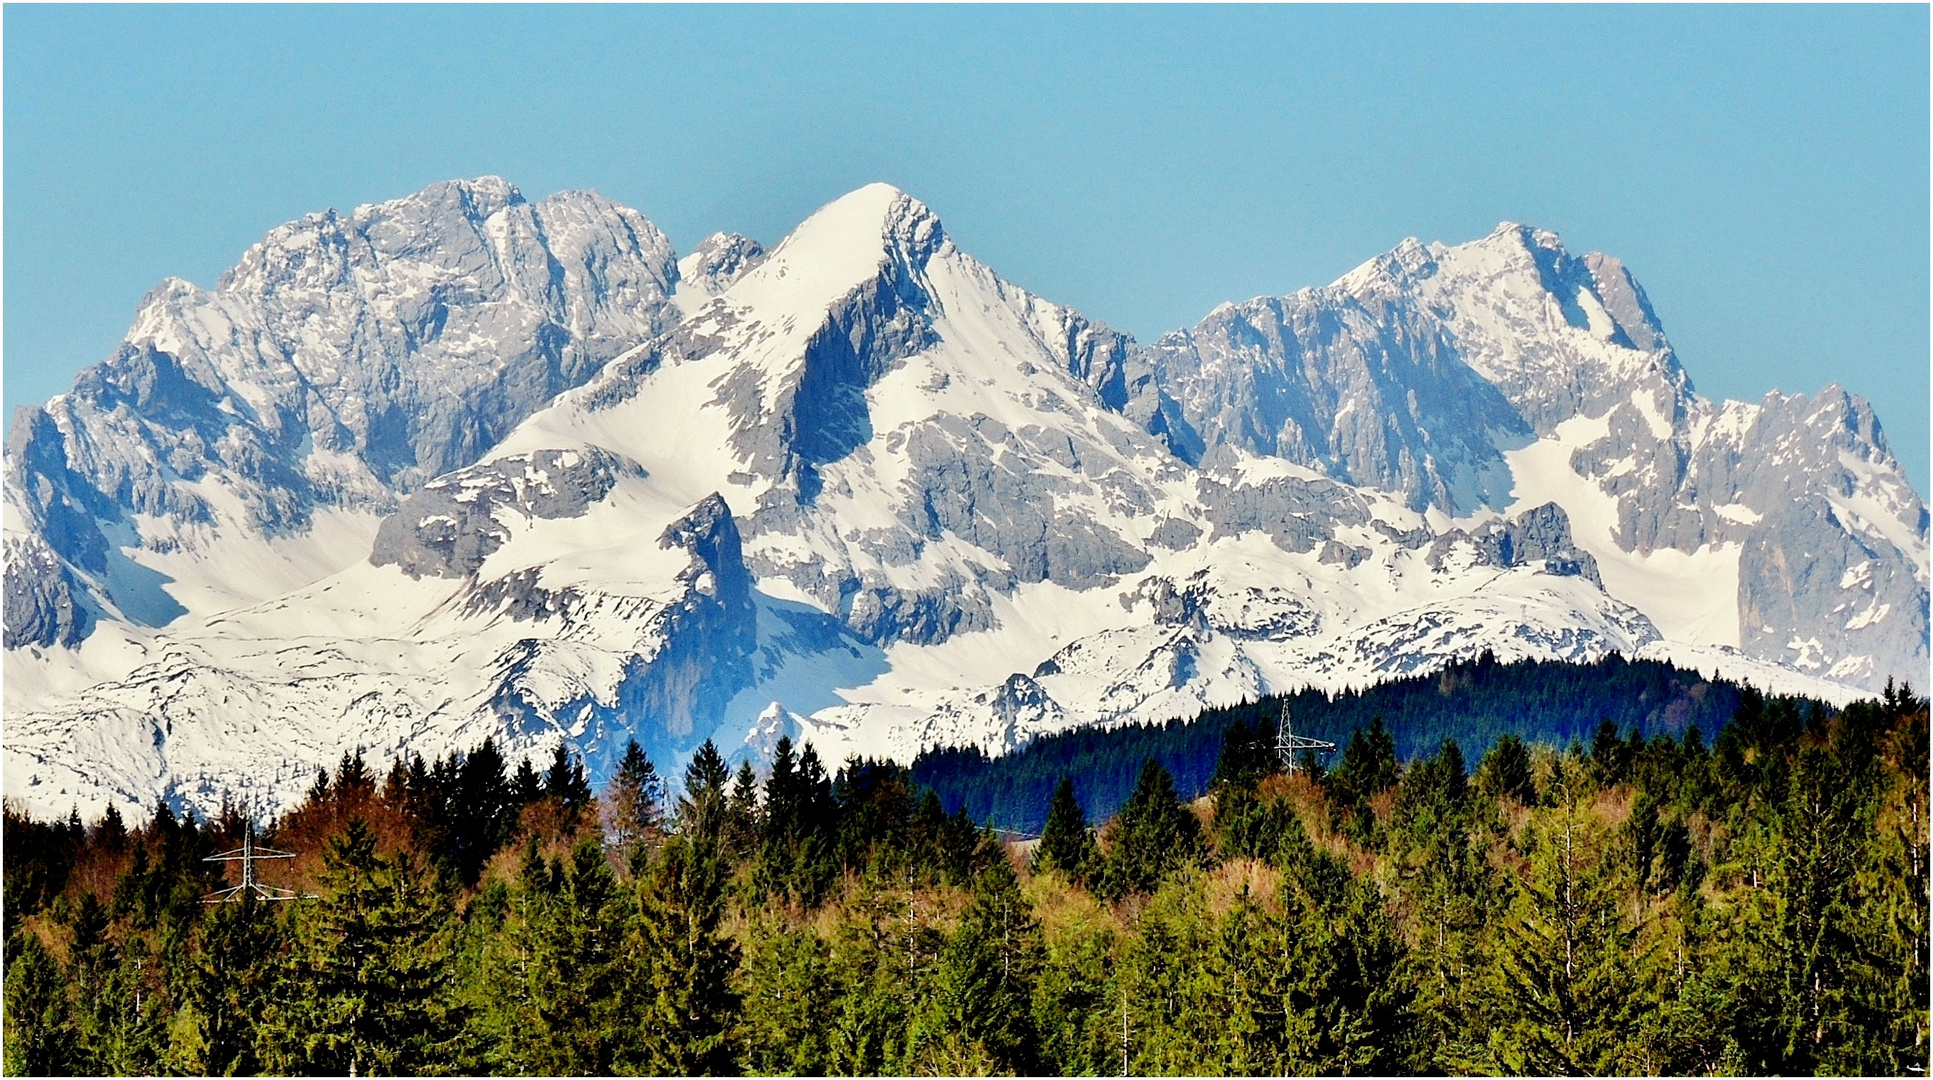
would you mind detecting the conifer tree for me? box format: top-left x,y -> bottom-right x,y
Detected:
262,818 -> 467,1075
1095,759 -> 1203,899
679,739 -> 731,843
735,916 -> 837,1074
726,759 -> 761,856
3,932 -> 72,1075
1477,732 -> 1536,804
908,856 -> 1043,1073
1469,757 -> 1641,1074
1211,718 -> 1274,790
174,891 -> 286,1075
543,743 -> 593,829
511,754 -> 543,805
603,738 -> 663,855
495,838 -> 627,1075
1034,777 -> 1097,878
625,834 -> 740,1074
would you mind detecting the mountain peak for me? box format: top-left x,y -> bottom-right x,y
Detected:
721,184 -> 946,313
789,183 -> 944,262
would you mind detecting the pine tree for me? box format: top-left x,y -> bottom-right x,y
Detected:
262,817 -> 467,1075
511,754 -> 544,805
735,916 -> 837,1074
1468,758 -> 1642,1074
1095,759 -> 1203,899
624,834 -> 740,1074
907,856 -> 1043,1073
1034,777 -> 1097,878
726,759 -> 761,856
174,891 -> 287,1075
543,743 -> 593,830
1211,718 -> 1274,790
495,837 -> 628,1075
679,739 -> 731,843
3,932 -> 73,1075
603,739 -> 663,855
1477,732 -> 1536,804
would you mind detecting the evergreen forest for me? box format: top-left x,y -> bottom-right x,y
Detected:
3,663 -> 1927,1076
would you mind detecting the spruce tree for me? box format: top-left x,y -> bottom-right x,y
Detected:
1477,732 -> 1536,804
1096,759 -> 1203,899
679,739 -> 731,843
603,738 -> 663,854
908,856 -> 1043,1074
3,932 -> 72,1075
1469,758 -> 1641,1074
175,891 -> 286,1075
1034,777 -> 1097,878
625,834 -> 740,1074
495,837 -> 627,1075
543,743 -> 593,829
262,818 -> 467,1075
726,759 -> 761,855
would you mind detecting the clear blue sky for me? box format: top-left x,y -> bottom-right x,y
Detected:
7,5 -> 1927,492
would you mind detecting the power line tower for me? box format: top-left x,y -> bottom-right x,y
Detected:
1275,705 -> 1337,774
203,825 -> 311,903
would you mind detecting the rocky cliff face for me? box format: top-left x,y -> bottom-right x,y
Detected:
5,177 -> 678,629
4,178 -> 1923,822
1132,222 -> 1926,693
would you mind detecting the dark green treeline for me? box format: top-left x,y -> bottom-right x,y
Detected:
913,653 -> 1748,833
4,680 -> 1927,1076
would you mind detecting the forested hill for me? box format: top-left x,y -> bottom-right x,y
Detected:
913,653 -> 1758,833
3,665 -> 1924,1074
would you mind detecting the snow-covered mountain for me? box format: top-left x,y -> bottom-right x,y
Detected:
6,179 -> 1924,821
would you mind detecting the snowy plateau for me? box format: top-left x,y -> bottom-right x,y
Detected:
5,177 -> 1927,821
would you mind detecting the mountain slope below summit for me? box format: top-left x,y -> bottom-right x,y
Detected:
4,177 -> 680,652
1137,223 -> 1927,692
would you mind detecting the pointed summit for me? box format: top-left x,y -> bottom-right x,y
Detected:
724,184 -> 946,315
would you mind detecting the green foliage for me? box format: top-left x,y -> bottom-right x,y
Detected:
628,834 -> 740,1075
1094,759 -> 1204,900
486,838 -> 629,1075
3,676 -> 1926,1077
260,818 -> 468,1075
1478,731 -> 1536,803
172,893 -> 287,1075
1034,777 -> 1098,879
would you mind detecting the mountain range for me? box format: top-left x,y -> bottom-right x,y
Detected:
6,177 -> 1925,821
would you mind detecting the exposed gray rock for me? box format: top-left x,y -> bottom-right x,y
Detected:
1147,517 -> 1203,551
677,232 -> 767,296
1130,569 -> 1322,642
989,673 -> 1064,739
10,177 -> 678,640
1426,502 -> 1603,586
896,416 -> 1150,589
1139,276 -> 1530,514
371,448 -> 640,579
1583,253 -> 1668,352
461,568 -> 582,623
1319,540 -> 1371,568
3,533 -> 93,648
1196,471 -> 1370,553
485,493 -> 757,777
1740,496 -> 1928,686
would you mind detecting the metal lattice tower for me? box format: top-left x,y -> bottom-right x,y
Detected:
1275,706 -> 1337,774
203,826 -> 309,903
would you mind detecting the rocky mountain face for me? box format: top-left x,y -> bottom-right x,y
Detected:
5,178 -> 678,644
5,179 -> 1924,821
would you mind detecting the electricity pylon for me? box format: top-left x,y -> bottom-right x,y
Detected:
203,825 -> 311,902
1275,705 -> 1337,774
